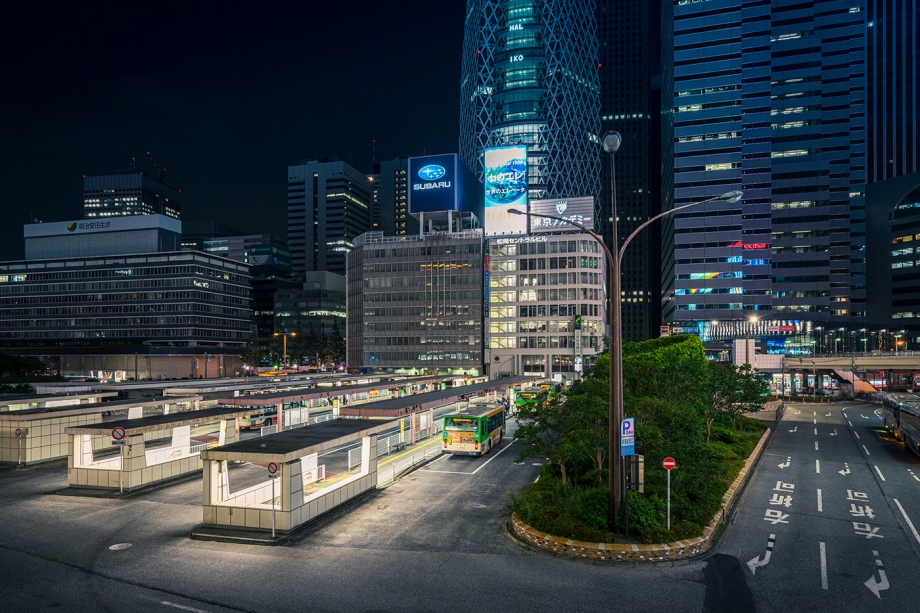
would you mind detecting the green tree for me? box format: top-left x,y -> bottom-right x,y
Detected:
329,319 -> 346,365
514,396 -> 575,485
239,339 -> 264,372
704,362 -> 770,440
563,377 -> 609,487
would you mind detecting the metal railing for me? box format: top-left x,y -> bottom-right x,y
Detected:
377,447 -> 442,486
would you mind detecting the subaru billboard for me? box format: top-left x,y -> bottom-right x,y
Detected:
408,154 -> 459,213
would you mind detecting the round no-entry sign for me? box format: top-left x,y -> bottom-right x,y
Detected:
267,462 -> 279,476
111,427 -> 126,441
662,457 -> 676,471
14,428 -> 22,437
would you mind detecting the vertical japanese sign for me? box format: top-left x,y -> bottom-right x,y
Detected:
483,146 -> 528,236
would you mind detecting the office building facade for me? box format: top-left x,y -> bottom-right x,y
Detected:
459,0 -> 602,202
597,0 -> 662,342
662,0 -> 868,336
83,172 -> 181,219
370,157 -> 418,236
288,158 -> 372,278
867,0 -> 919,183
487,233 -> 605,382
25,215 -> 181,260
347,231 -> 484,376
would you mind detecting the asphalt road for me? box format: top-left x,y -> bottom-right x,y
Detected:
716,401 -> 920,609
5,401 -> 916,612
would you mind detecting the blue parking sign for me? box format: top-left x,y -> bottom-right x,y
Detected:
620,418 -> 635,456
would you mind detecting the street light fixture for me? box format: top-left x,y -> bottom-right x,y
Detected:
273,331 -> 296,369
509,185 -> 743,534
745,315 -> 759,366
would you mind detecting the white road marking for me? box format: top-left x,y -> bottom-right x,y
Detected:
789,426 -> 798,433
161,603 -> 211,613
814,428 -> 818,435
819,542 -> 828,589
894,499 -> 920,546
863,445 -> 871,455
830,429 -> 838,436
874,466 -> 886,481
848,420 -> 853,426
838,463 -> 851,476
815,441 -> 819,451
814,411 -> 817,416
854,431 -> 860,439
865,551 -> 889,599
817,488 -> 823,512
908,469 -> 920,482
813,419 -> 817,425
778,457 -> 791,469
747,534 -> 775,575
816,459 -> 821,474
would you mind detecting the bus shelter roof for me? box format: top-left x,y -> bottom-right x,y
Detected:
338,376 -> 535,418
200,418 -> 398,463
64,405 -> 258,436
215,375 -> 454,407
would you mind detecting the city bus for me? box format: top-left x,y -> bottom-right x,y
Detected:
442,401 -> 505,456
881,392 -> 920,456
515,387 -> 549,412
238,407 -> 278,430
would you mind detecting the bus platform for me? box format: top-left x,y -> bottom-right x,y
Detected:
191,418 -> 397,542
1,395 -> 199,466
62,404 -> 253,494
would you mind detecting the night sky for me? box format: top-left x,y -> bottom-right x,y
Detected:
0,1 -> 465,260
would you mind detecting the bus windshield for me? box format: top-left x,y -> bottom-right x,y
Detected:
444,416 -> 478,431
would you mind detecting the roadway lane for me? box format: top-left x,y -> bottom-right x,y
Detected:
716,401 -> 920,609
0,414 -> 709,613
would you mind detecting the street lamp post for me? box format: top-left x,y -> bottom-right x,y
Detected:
510,175 -> 742,534
274,331 -> 296,369
744,315 -> 759,366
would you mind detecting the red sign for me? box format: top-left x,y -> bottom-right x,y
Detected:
779,326 -> 795,332
728,241 -> 742,248
662,457 -> 676,471
743,243 -> 769,250
14,428 -> 22,437
111,427 -> 126,441
267,462 -> 280,476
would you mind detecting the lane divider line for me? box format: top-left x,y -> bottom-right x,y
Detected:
862,444 -> 871,456
820,542 -> 828,589
894,499 -> 920,546
874,465 -> 886,481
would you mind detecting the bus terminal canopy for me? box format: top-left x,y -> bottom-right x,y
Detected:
200,418 -> 398,464
215,375 -> 454,408
337,376 -> 536,418
64,405 -> 264,437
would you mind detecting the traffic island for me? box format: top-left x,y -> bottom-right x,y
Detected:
507,427 -> 771,563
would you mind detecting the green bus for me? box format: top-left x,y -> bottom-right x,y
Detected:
442,402 -> 506,456
515,387 -> 549,412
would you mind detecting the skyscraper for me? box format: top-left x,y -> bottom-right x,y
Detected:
83,171 -> 181,219
287,158 -> 372,278
597,0 -> 662,342
661,0 -> 868,337
369,157 -> 418,236
459,0 -> 602,202
867,0 -> 919,182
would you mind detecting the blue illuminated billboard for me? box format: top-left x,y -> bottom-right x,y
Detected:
484,145 -> 528,236
408,154 -> 459,213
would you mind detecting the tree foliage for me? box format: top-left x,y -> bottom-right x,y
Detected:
510,335 -> 768,543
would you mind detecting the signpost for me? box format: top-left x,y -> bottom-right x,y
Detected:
662,457 -> 676,530
267,462 -> 280,538
111,426 -> 126,445
111,426 -> 128,493
15,428 -> 23,465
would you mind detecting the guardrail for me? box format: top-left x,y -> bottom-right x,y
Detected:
377,448 -> 441,485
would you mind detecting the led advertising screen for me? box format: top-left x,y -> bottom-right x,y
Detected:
529,196 -> 595,233
484,145 -> 528,236
408,154 -> 459,213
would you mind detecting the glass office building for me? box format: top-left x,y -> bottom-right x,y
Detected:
459,0 -> 601,201
662,0 -> 868,335
346,231 -> 484,376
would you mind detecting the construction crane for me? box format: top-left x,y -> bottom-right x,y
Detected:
146,151 -> 167,183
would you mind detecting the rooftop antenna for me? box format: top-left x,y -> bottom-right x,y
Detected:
147,151 -> 167,183
372,139 -> 376,165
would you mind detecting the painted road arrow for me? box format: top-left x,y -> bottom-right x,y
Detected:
838,463 -> 850,476
778,457 -> 791,469
747,534 -> 775,576
865,551 -> 889,599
